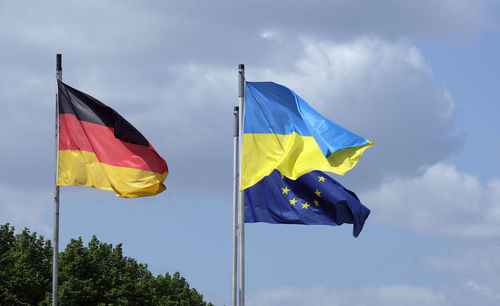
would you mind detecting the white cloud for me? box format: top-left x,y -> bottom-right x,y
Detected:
0,1 -> 495,74
248,285 -> 450,306
247,38 -> 461,187
427,245 -> 500,275
0,1 -> 473,193
131,37 -> 461,193
426,245 -> 500,303
0,2 -> 472,194
363,163 -> 500,237
260,30 -> 282,41
0,36 -> 462,195
465,280 -> 500,300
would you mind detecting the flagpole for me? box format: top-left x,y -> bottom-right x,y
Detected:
237,64 -> 246,306
52,53 -> 62,306
232,105 -> 239,306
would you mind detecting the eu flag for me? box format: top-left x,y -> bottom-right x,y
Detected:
244,170 -> 370,237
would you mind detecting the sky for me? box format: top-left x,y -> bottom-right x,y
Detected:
1,1 -> 499,305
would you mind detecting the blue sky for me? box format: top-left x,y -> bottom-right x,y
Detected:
1,1 -> 499,305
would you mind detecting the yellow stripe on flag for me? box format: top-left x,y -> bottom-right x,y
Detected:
241,132 -> 372,190
58,150 -> 167,198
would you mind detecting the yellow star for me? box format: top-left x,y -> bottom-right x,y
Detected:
281,186 -> 290,194
314,188 -> 321,197
289,198 -> 297,205
313,200 -> 319,207
318,176 -> 326,182
302,202 -> 310,209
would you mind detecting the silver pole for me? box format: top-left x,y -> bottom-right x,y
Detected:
232,106 -> 239,306
237,64 -> 246,306
52,54 -> 62,306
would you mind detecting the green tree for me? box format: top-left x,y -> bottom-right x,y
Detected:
150,272 -> 209,306
0,224 -> 213,306
56,236 -> 154,305
0,223 -> 52,305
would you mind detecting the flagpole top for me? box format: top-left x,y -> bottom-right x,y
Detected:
238,64 -> 245,98
56,54 -> 62,72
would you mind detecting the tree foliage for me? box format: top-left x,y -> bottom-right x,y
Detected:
0,223 -> 52,305
0,223 -> 213,306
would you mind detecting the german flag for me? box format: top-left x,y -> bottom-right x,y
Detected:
57,81 -> 168,198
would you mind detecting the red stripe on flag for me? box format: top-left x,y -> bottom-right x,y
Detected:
59,114 -> 167,174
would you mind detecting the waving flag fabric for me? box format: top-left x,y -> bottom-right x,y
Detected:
244,170 -> 370,237
242,82 -> 372,190
57,81 -> 168,198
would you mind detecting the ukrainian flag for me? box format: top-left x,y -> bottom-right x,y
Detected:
242,82 -> 372,190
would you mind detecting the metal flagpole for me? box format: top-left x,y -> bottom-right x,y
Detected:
232,105 -> 239,306
237,64 -> 246,306
52,53 -> 62,306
